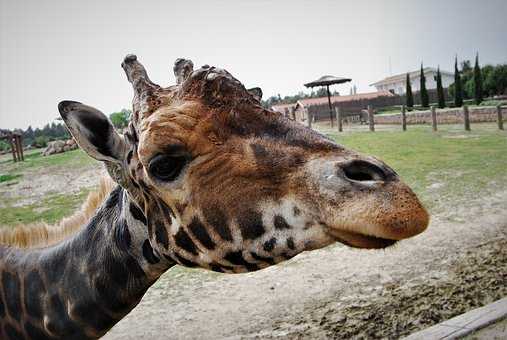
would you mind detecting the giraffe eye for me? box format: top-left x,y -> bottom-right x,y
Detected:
149,154 -> 187,181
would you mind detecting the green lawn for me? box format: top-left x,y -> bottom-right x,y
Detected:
0,148 -> 93,174
0,190 -> 91,225
0,174 -> 22,183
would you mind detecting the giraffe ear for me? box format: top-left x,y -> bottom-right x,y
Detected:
58,101 -> 127,163
247,87 -> 263,102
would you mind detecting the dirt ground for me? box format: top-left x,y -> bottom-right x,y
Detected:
0,152 -> 103,208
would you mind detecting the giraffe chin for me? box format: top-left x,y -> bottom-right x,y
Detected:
326,229 -> 398,249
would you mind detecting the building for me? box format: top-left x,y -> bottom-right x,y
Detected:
370,68 -> 454,95
272,91 -> 396,123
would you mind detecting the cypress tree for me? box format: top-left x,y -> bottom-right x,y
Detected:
436,67 -> 446,108
474,53 -> 483,105
420,63 -> 429,107
406,73 -> 414,110
454,56 -> 463,107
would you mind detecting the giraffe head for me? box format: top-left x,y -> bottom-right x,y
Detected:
58,55 -> 429,273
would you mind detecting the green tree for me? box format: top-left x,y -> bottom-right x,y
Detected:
460,60 -> 474,99
0,140 -> 10,152
454,56 -> 463,107
23,126 -> 35,146
481,65 -> 495,97
109,109 -> 131,129
436,67 -> 446,108
406,73 -> 414,110
420,64 -> 429,107
473,53 -> 483,104
461,60 -> 472,74
485,64 -> 507,95
34,136 -> 49,148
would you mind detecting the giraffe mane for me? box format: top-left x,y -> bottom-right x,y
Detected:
0,176 -> 116,249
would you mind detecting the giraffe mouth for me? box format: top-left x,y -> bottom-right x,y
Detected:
326,228 -> 398,249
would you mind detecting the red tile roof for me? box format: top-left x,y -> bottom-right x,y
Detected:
271,91 -> 395,111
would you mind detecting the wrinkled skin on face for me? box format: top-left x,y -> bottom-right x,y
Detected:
60,55 -> 429,273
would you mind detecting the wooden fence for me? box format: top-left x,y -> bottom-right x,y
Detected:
307,105 -> 506,132
0,133 -> 24,162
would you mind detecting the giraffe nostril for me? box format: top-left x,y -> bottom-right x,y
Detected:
341,160 -> 387,182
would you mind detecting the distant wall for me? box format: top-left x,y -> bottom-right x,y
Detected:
374,106 -> 505,125
306,88 -> 451,121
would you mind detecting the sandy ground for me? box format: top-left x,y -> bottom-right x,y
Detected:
0,156 -> 103,208
100,184 -> 507,339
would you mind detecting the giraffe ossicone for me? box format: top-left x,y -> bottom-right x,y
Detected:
0,54 -> 429,339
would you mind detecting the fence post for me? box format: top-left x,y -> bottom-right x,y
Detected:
306,108 -> 312,129
17,136 -> 25,161
18,137 -> 24,161
497,105 -> 504,130
431,106 -> 437,131
401,105 -> 407,131
10,137 -> 17,162
367,105 -> 375,132
463,105 -> 471,131
336,107 -> 343,132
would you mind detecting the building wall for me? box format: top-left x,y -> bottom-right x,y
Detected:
375,72 -> 454,95
296,88 -> 453,123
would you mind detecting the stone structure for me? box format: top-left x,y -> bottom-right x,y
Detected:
374,106 -> 506,125
42,139 -> 78,156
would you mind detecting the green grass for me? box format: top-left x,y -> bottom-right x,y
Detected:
0,174 -> 22,183
1,148 -> 93,173
479,99 -> 507,107
327,124 -> 507,212
0,189 -> 90,226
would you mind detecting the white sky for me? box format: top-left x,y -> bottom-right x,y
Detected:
1,0 -> 506,129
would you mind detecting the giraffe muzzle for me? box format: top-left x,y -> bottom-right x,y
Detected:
305,157 -> 429,249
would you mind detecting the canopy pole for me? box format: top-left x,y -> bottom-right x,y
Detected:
327,85 -> 333,127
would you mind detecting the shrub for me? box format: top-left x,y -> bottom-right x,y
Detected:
33,136 -> 49,148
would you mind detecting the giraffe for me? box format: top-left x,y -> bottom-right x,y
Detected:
0,54 -> 429,339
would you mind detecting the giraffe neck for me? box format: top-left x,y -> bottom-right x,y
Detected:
0,186 -> 174,339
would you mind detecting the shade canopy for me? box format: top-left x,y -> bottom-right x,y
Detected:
304,75 -> 352,88
303,75 -> 352,127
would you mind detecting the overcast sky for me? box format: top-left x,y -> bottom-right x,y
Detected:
1,0 -> 506,129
